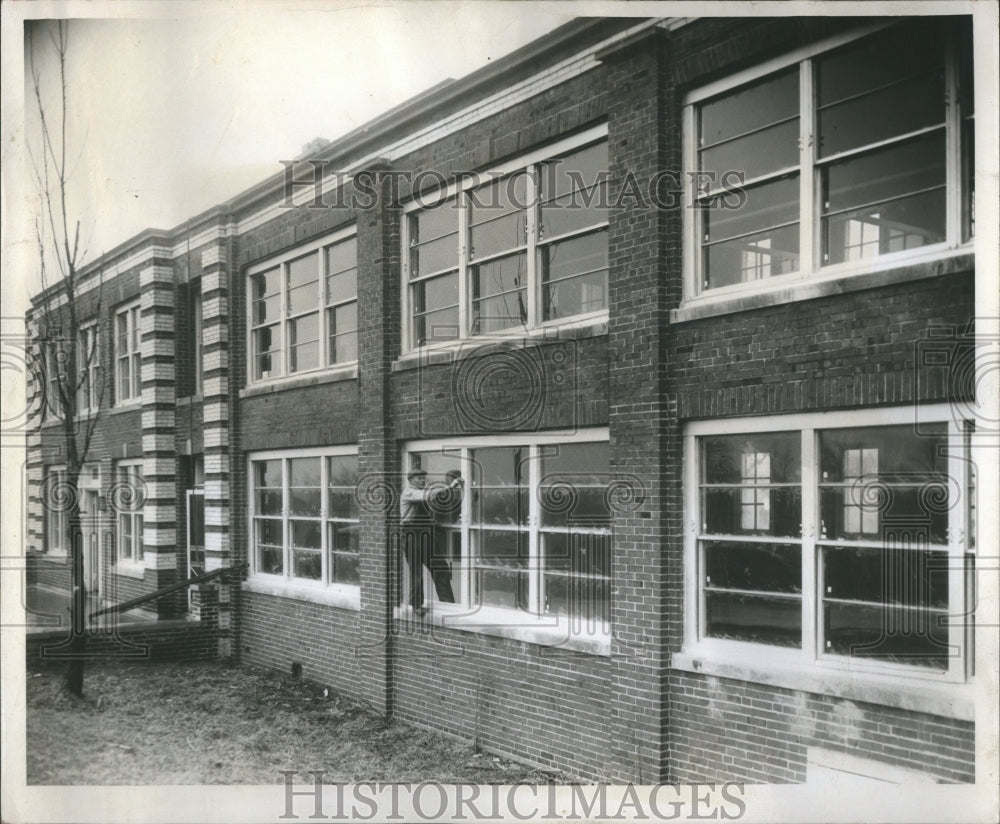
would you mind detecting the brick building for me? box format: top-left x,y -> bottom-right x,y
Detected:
26,15 -> 983,783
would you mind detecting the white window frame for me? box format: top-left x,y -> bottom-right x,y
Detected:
401,427 -> 612,648
114,301 -> 142,406
683,404 -> 974,687
245,226 -> 358,387
45,465 -> 68,556
400,124 -> 609,355
77,321 -> 100,414
246,445 -> 361,606
115,459 -> 145,567
682,21 -> 974,308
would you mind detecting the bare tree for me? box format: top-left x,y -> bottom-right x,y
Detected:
28,20 -> 105,697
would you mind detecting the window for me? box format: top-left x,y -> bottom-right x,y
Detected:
403,127 -> 608,350
685,19 -> 973,298
115,461 -> 144,564
248,229 -> 357,383
686,407 -> 974,681
115,302 -> 142,404
43,339 -> 64,421
403,431 -> 611,631
77,323 -> 100,413
249,447 -> 360,588
45,467 -> 68,555
191,283 -> 203,396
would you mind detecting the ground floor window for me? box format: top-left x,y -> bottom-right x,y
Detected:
115,461 -> 144,563
44,466 -> 68,555
685,406 -> 974,680
403,429 -> 611,631
248,446 -> 360,588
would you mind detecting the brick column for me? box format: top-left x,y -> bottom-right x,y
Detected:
355,166 -> 401,714
599,29 -> 674,782
140,263 -> 179,616
201,243 -> 233,656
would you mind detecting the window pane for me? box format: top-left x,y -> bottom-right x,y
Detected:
473,446 -> 526,486
700,119 -> 799,181
704,541 -> 801,593
288,282 -> 319,316
539,196 -> 607,240
544,574 -> 610,622
330,330 -> 358,363
475,528 -> 528,565
542,266 -> 607,320
823,133 -> 945,216
288,252 -> 319,288
823,546 -> 948,608
290,341 -> 318,373
255,490 -> 282,515
704,487 -> 801,537
329,548 -> 360,585
700,68 -> 799,146
412,272 -> 458,314
475,488 -> 529,525
291,519 -> 321,548
413,306 -> 459,346
327,455 -> 359,486
410,200 -> 458,276
818,72 -> 945,158
289,314 -> 318,345
539,142 -> 607,201
332,302 -> 357,334
472,252 -> 527,299
255,460 -> 282,488
326,270 -> 357,306
704,433 -> 801,484
471,291 -> 527,335
470,206 -> 527,262
328,521 -> 359,553
824,602 -> 948,669
255,519 -> 283,574
325,238 -> 356,276
704,176 -> 799,244
705,592 -> 801,647
819,424 -> 946,481
292,549 -> 322,580
540,487 -> 610,527
823,190 -> 946,265
817,22 -> 943,108
542,532 -> 611,576
819,487 -> 948,543
477,567 -> 530,611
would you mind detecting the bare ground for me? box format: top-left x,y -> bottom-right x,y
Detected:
26,660 -> 552,785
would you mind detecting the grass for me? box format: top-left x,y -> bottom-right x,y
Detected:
26,659 -> 550,785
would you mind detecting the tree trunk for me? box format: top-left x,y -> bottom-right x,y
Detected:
63,501 -> 87,696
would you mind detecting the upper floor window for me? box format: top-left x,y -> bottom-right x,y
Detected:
248,229 -> 357,383
249,447 -> 360,589
115,301 -> 142,404
685,407 -> 974,682
191,283 -> 203,396
402,127 -> 608,351
77,323 -> 100,413
685,19 -> 973,299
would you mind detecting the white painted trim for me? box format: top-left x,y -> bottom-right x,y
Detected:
242,577 -> 360,611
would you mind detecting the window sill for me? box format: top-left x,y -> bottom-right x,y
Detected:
242,577 -> 360,611
671,248 -> 974,324
394,603 -> 611,656
113,561 -> 146,580
109,401 -> 142,416
393,316 -> 608,371
240,364 -> 358,399
671,648 -> 974,721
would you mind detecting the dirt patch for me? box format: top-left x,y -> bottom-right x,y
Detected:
26,660 -> 555,785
